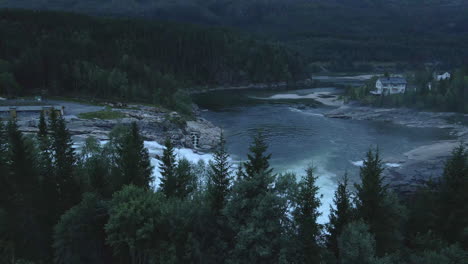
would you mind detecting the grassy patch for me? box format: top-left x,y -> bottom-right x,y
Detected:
78,109 -> 126,120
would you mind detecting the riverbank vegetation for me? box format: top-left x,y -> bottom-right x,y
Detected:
0,115 -> 466,263
347,67 -> 468,113
0,9 -> 304,115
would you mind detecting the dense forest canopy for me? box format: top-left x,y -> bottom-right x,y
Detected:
0,118 -> 467,263
1,0 -> 468,65
0,9 -> 304,112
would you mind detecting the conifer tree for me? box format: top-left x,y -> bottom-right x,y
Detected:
0,121 -> 8,202
327,173 -> 353,258
38,110 -> 48,138
37,110 -> 53,184
50,114 -> 80,211
174,158 -> 196,199
6,119 -> 45,260
437,144 -> 468,247
115,122 -> 153,189
208,133 -> 231,213
7,119 -> 38,200
244,131 -> 272,178
355,148 -> 404,256
294,166 -> 322,264
159,137 -> 177,197
224,133 -> 288,263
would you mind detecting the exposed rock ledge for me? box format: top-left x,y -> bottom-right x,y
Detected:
16,103 -> 221,151
326,105 -> 468,195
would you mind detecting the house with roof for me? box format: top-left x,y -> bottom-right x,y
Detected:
371,77 -> 407,95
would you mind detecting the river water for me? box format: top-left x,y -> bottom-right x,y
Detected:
193,88 -> 452,223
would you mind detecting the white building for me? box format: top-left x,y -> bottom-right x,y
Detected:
435,72 -> 451,81
371,77 -> 407,95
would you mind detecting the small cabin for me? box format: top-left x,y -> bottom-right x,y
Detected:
371,77 -> 407,95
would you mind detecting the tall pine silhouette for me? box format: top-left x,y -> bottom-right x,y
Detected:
159,137 -> 177,197
49,112 -> 80,212
208,133 -> 231,213
115,122 -> 153,189
355,147 -> 405,256
294,166 -> 322,264
326,173 -> 353,258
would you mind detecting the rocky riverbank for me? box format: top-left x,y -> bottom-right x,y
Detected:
325,104 -> 468,194
14,100 -> 221,151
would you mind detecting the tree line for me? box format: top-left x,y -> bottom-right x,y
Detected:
0,9 -> 305,114
0,115 -> 467,263
346,67 -> 468,113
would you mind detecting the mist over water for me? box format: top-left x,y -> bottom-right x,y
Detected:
195,88 -> 452,223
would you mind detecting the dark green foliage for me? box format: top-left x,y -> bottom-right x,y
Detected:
38,111 -> 48,138
105,185 -> 164,264
50,114 -> 80,212
1,118 -> 468,263
326,173 -> 354,258
159,138 -> 177,198
223,134 -> 292,263
174,158 -> 197,199
77,137 -> 113,198
244,131 -> 273,179
338,220 -> 377,264
114,122 -> 153,189
53,193 -> 111,264
0,9 -> 303,113
355,148 -> 405,256
2,1 -> 468,66
0,121 -> 9,204
294,166 -> 322,264
207,133 -> 231,213
3,120 -> 46,261
349,68 -> 468,113
437,144 -> 468,247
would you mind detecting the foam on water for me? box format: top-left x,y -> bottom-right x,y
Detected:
288,107 -> 324,117
279,158 -> 337,225
75,138 -> 339,224
144,141 -> 214,188
351,160 -> 402,168
351,160 -> 364,167
385,163 -> 401,168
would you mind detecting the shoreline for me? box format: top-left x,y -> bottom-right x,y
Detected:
325,104 -> 468,194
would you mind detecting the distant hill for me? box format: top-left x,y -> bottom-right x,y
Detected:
1,0 -> 468,65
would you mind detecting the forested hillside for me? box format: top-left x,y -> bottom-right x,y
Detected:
1,1 -> 468,65
0,9 -> 304,112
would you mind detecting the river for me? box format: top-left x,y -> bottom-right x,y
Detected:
193,87 -> 452,223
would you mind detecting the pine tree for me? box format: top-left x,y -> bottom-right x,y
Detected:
437,144 -> 468,247
174,158 -> 196,199
7,119 -> 38,200
159,137 -> 177,197
355,147 -> 404,256
115,122 -> 153,189
244,131 -> 273,179
0,121 -> 9,204
224,134 -> 287,263
326,173 -> 353,258
294,166 -> 322,264
208,133 -> 231,213
5,119 -> 45,260
50,114 -> 80,212
37,110 -> 53,186
38,110 -> 48,138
